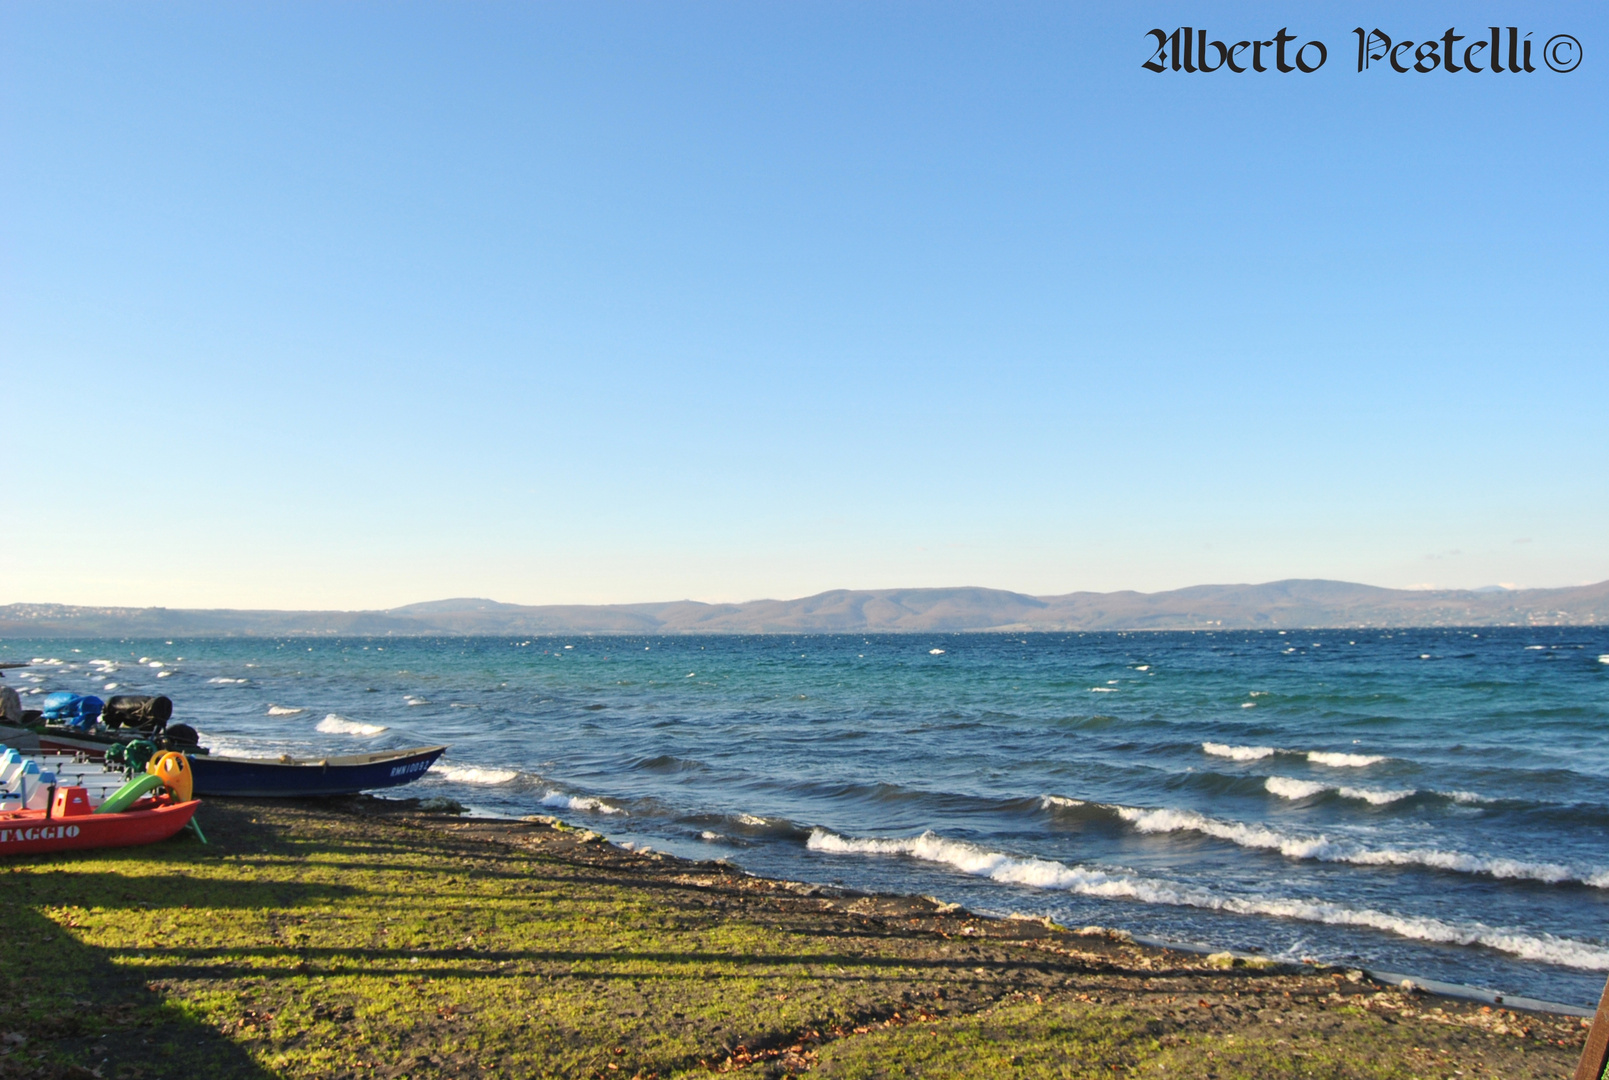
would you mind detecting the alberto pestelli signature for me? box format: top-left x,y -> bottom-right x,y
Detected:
1143,27 -> 1582,74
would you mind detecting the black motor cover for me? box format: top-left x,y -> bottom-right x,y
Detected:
163,722 -> 200,749
103,695 -> 174,731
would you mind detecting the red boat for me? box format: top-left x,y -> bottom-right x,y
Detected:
0,789 -> 199,857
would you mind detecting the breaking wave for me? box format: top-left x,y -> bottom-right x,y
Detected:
1265,777 -> 1414,806
1113,805 -> 1609,887
431,763 -> 518,785
267,705 -> 305,716
805,827 -> 1609,970
1202,743 -> 1387,768
1308,751 -> 1386,768
1203,742 -> 1275,761
541,790 -> 626,815
316,714 -> 388,736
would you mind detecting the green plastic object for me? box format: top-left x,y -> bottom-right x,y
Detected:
124,740 -> 157,771
94,773 -> 163,814
103,743 -> 127,766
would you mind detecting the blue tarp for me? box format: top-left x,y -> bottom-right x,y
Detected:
40,692 -> 105,724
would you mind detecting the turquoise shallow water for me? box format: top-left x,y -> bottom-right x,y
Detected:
8,627 -> 1609,1006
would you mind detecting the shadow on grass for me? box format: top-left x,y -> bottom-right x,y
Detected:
2,847 -> 360,1080
0,903 -> 274,1080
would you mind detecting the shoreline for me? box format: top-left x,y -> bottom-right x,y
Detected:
4,793 -> 1593,1078
463,798 -> 1599,1022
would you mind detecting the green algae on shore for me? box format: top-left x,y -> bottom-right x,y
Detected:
0,798 -> 1591,1079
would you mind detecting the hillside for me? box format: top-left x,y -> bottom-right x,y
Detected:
2,579 -> 1605,637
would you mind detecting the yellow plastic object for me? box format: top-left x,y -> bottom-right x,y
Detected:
147,751 -> 195,803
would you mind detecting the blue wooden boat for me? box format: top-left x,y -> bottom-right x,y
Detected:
187,745 -> 447,798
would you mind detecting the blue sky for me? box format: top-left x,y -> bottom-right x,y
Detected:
3,2 -> 1604,608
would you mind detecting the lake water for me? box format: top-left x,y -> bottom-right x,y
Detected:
8,627 -> 1608,1007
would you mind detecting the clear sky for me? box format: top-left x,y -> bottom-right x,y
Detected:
3,2 -> 1605,609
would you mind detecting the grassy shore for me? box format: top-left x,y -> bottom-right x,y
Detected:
0,797 -> 1591,1079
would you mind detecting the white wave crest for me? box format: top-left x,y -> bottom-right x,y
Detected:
199,736 -> 271,759
1114,805 -> 1602,885
1041,795 -> 1085,809
404,695 -> 430,706
1264,777 -> 1326,800
1308,751 -> 1385,768
541,790 -> 625,815
1599,654 -> 1609,664
1265,777 -> 1415,805
209,677 -> 249,684
316,714 -> 388,735
431,763 -> 518,785
267,705 -> 305,716
805,827 -> 1609,970
1202,742 -> 1275,761
1444,790 -> 1495,805
1089,686 -> 1118,693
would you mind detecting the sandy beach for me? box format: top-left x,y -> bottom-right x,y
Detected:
0,796 -> 1592,1079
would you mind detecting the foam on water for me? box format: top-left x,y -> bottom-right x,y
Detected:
1202,742 -> 1275,761
541,790 -> 626,815
1445,790 -> 1496,806
430,763 -> 518,785
1264,777 -> 1327,800
1113,805 -> 1605,886
197,734 -> 276,759
1265,777 -> 1415,805
316,714 -> 388,736
1040,795 -> 1085,809
405,696 -> 429,706
805,828 -> 1609,970
209,677 -> 249,684
267,705 -> 305,716
1089,687 -> 1118,693
1308,751 -> 1386,768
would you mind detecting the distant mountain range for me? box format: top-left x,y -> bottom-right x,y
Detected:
2,579 -> 1606,637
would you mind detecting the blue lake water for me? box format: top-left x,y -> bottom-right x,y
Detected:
7,628 -> 1609,1007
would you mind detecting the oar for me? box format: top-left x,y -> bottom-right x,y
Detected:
1578,975 -> 1609,1080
